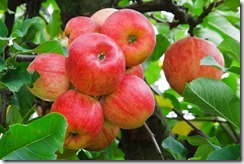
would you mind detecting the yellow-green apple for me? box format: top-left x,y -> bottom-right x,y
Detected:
125,64 -> 144,79
50,90 -> 104,149
101,9 -> 156,67
101,74 -> 155,129
27,53 -> 70,101
84,120 -> 119,151
91,8 -> 118,25
66,33 -> 126,96
162,36 -> 225,95
63,16 -> 101,44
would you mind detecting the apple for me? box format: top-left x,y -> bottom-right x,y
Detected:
84,120 -> 119,151
125,64 -> 144,79
63,16 -> 101,44
101,74 -> 155,129
50,89 -> 104,149
162,36 -> 225,95
66,33 -> 126,96
27,53 -> 70,102
91,8 -> 118,25
101,9 -> 156,67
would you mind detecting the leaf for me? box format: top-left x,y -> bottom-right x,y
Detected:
144,60 -> 161,84
171,121 -> 193,136
200,56 -> 240,75
206,144 -> 240,160
32,40 -> 64,55
0,56 -> 7,72
217,38 -> 240,61
149,34 -> 170,61
1,67 -> 31,92
162,136 -> 188,160
0,113 -> 67,160
0,0 -> 7,11
6,105 -> 23,125
0,19 -> 8,37
193,144 -> 215,160
46,10 -> 62,39
217,0 -> 240,11
183,78 -> 240,128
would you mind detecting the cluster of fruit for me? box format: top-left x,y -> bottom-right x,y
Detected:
27,8 -> 156,151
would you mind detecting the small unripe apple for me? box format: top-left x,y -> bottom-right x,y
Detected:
91,8 -> 118,25
84,120 -> 119,151
27,53 -> 70,101
101,74 -> 155,129
163,36 -> 225,94
125,64 -> 144,79
63,16 -> 101,44
101,9 -> 156,67
66,33 -> 125,96
50,90 -> 104,149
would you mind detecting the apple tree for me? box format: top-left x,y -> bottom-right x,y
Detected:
0,0 -> 241,160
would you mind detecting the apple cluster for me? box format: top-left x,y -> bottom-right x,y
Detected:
27,8 -> 156,151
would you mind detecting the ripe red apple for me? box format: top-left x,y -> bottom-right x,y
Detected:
63,16 -> 101,44
66,33 -> 126,96
84,120 -> 119,151
27,53 -> 70,101
163,36 -> 225,95
101,9 -> 156,67
101,74 -> 155,129
125,64 -> 144,79
50,90 -> 104,149
91,8 -> 118,25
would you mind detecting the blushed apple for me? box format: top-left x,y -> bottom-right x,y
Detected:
91,8 -> 118,25
125,64 -> 144,79
163,36 -> 225,94
27,53 -> 70,101
66,33 -> 125,96
50,90 -> 104,149
101,74 -> 155,129
101,9 -> 156,67
84,120 -> 119,151
63,16 -> 101,44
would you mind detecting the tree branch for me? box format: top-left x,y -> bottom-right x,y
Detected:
0,89 -> 12,128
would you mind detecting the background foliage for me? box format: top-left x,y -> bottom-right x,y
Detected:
0,0 -> 241,160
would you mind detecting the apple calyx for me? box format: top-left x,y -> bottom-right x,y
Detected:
98,52 -> 106,61
128,35 -> 137,44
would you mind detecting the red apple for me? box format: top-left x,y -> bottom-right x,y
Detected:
91,8 -> 118,25
63,16 -> 101,44
125,64 -> 144,79
66,33 -> 126,96
84,120 -> 119,151
101,74 -> 155,129
163,36 -> 225,95
50,90 -> 104,149
27,53 -> 70,101
101,9 -> 156,67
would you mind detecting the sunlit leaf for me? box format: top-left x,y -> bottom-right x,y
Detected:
171,121 -> 193,136
144,60 -> 161,84
0,113 -> 67,160
183,78 -> 240,128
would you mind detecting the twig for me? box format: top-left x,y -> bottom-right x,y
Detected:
0,88 -> 12,128
226,121 -> 240,143
144,122 -> 164,160
219,122 -> 238,143
14,54 -> 37,62
172,108 -> 208,138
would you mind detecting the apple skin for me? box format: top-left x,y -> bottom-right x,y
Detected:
91,8 -> 118,25
66,33 -> 126,96
125,64 -> 144,79
50,90 -> 104,149
63,16 -> 101,44
101,9 -> 156,67
84,120 -> 119,151
27,53 -> 70,102
163,36 -> 225,95
101,74 -> 155,129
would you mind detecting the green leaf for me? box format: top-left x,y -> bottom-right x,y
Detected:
144,60 -> 161,84
183,78 -> 240,128
32,40 -> 64,55
200,56 -> 240,75
217,0 -> 240,11
0,19 -> 8,37
217,38 -> 240,62
206,144 -> 240,160
46,10 -> 62,39
0,56 -> 7,72
0,113 -> 67,160
162,136 -> 188,160
0,124 -> 6,134
149,34 -> 170,61
6,105 -> 23,125
0,0 -> 7,12
1,67 -> 31,92
193,144 -> 215,160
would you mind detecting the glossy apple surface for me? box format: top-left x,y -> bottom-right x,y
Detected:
91,8 -> 118,25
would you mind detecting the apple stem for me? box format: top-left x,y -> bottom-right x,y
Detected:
143,122 -> 164,160
128,35 -> 137,44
